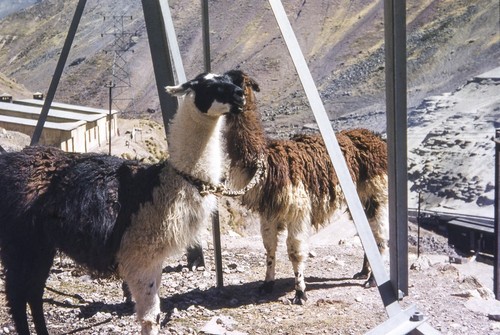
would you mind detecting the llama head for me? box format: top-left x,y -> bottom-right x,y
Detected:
224,70 -> 260,106
166,73 -> 245,116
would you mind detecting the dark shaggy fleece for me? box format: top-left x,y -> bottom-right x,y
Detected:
0,146 -> 163,334
0,146 -> 163,274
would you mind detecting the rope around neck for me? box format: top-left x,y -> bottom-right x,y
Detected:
175,156 -> 266,197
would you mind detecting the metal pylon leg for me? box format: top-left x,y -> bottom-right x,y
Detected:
31,0 -> 88,145
268,0 -> 440,333
143,0 -> 224,287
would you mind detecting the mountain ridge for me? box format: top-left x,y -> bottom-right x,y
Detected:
0,0 -> 497,136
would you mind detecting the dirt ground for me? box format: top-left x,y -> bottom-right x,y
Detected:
0,213 -> 499,335
1,119 -> 499,334
0,151 -> 497,333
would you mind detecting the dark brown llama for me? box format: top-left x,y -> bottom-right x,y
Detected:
223,70 -> 388,305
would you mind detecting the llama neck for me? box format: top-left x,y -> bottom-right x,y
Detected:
168,98 -> 224,184
224,107 -> 268,186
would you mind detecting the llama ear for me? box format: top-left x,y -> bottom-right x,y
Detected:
165,84 -> 186,96
165,81 -> 196,96
224,70 -> 260,93
248,77 -> 260,92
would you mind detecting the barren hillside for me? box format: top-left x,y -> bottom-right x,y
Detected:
0,1 -> 499,334
0,0 -> 498,136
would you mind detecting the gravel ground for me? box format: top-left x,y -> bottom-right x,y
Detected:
0,218 -> 499,335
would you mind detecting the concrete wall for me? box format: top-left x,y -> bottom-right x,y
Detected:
0,100 -> 119,153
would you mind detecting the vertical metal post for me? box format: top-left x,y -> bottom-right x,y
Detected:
141,0 -> 178,128
30,0 -> 88,145
201,0 -> 211,73
106,81 -> 115,155
384,0 -> 408,297
417,192 -> 422,258
201,0 -> 224,289
494,129 -> 500,299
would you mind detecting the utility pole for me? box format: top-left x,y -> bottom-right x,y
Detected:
105,81 -> 115,155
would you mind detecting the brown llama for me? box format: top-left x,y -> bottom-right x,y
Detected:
223,70 -> 388,305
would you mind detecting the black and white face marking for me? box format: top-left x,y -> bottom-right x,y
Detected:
166,73 -> 245,116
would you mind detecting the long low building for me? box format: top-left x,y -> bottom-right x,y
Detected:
0,94 -> 118,153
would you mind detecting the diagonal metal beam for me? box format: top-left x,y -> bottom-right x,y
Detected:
30,0 -> 88,145
268,0 -> 401,316
159,0 -> 186,84
144,0 -> 223,287
269,0 -> 439,334
268,0 -> 439,333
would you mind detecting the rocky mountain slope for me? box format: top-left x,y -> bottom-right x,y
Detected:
0,0 -> 39,20
0,0 -> 499,200
408,69 -> 500,215
0,0 -> 498,135
0,0 -> 499,213
0,1 -> 499,334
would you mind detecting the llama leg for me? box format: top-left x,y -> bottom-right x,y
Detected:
3,239 -> 55,335
354,254 -> 371,279
122,281 -> 133,304
259,218 -> 278,294
123,263 -> 163,335
186,243 -> 205,269
362,231 -> 387,288
355,193 -> 388,288
286,222 -> 309,305
2,245 -> 32,335
27,244 -> 56,335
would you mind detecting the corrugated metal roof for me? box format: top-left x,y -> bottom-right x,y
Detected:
0,101 -> 106,122
0,114 -> 85,131
14,99 -> 118,115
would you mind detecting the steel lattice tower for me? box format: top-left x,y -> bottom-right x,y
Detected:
102,15 -> 137,113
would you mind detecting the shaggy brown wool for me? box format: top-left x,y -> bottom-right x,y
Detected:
224,70 -> 389,304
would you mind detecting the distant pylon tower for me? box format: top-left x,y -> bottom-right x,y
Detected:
102,15 -> 137,113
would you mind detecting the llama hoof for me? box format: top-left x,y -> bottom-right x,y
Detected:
141,320 -> 160,335
353,271 -> 370,280
122,282 -> 134,305
186,245 -> 205,270
363,275 -> 377,288
292,290 -> 307,305
259,281 -> 275,294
